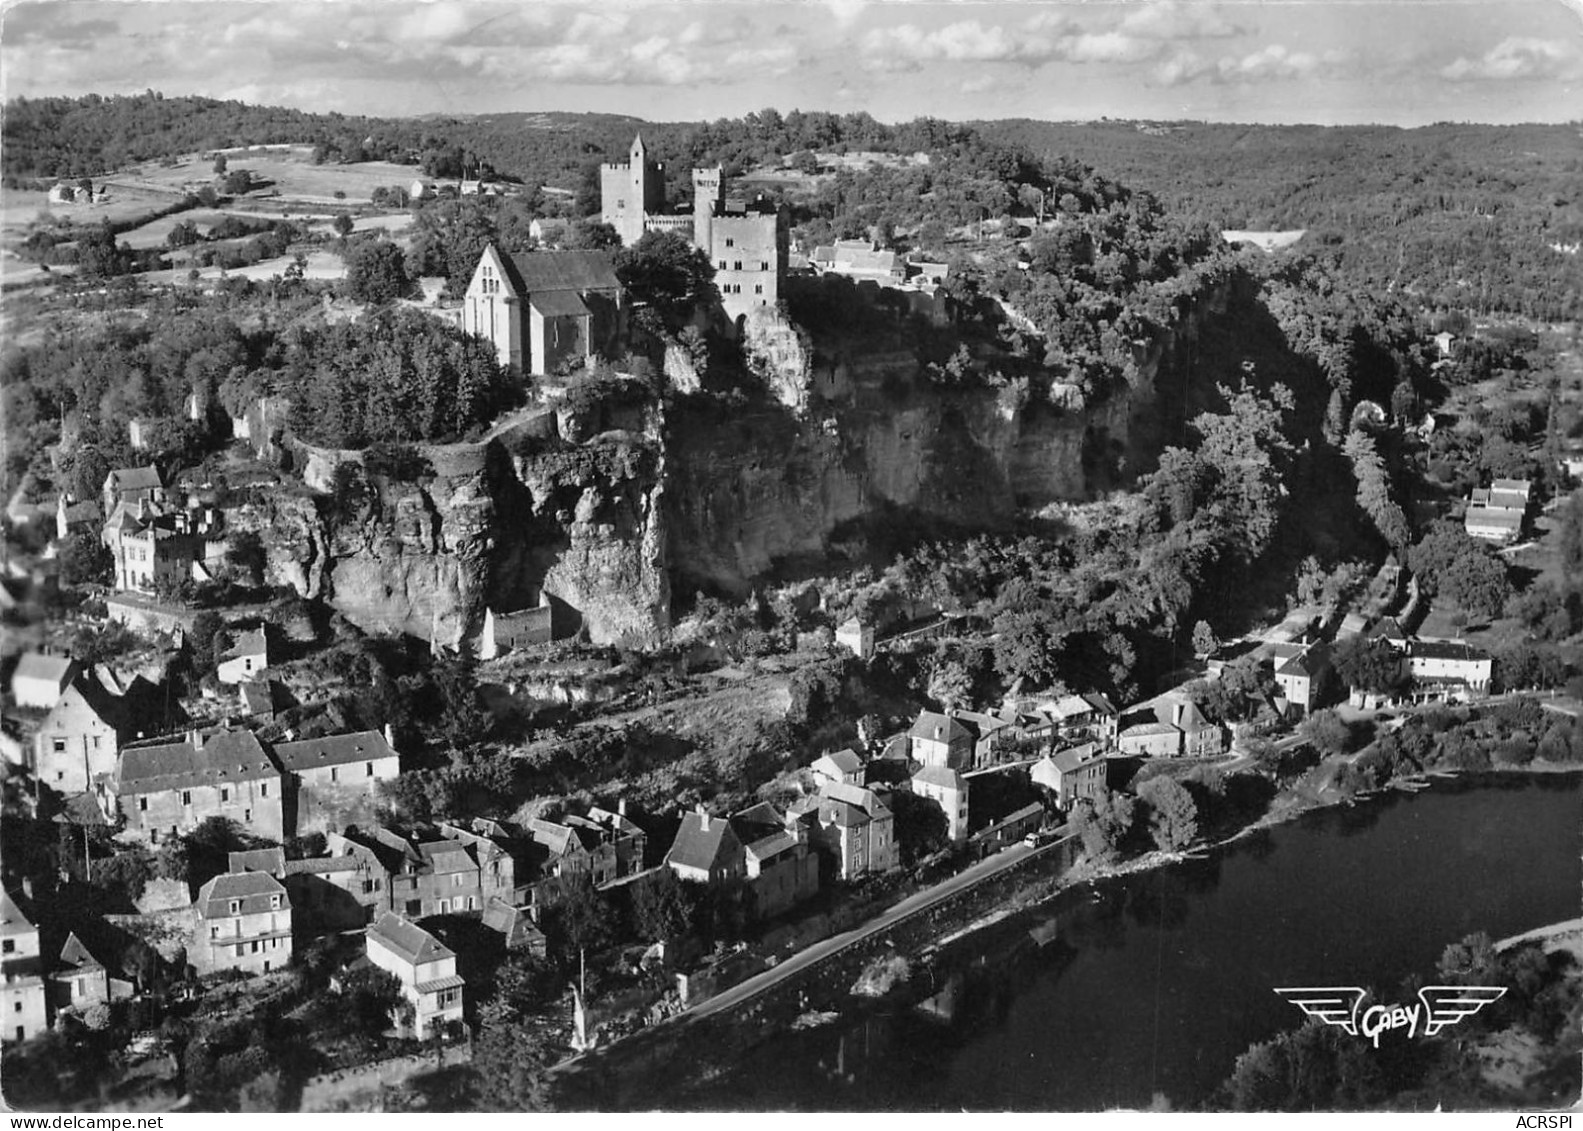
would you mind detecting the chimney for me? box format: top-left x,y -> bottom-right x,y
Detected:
187,728 -> 202,749
617,798 -> 628,817
383,722 -> 398,752
20,877 -> 33,900
696,803 -> 709,831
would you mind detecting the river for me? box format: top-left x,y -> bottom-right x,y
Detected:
676,772 -> 1582,1110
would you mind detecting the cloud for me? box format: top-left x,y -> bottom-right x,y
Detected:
1152,43 -> 1353,85
859,4 -> 1249,72
1440,36 -> 1582,81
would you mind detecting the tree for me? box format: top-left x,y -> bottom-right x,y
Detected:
1137,776 -> 1199,852
77,220 -> 128,280
342,239 -> 410,304
540,875 -> 619,964
630,868 -> 696,943
222,168 -> 253,195
1071,787 -> 1137,863
225,530 -> 267,587
1222,1021 -> 1383,1110
1342,430 -> 1410,549
1191,620 -> 1218,658
1407,521 -> 1511,619
1331,635 -> 1405,696
59,529 -> 112,586
1437,931 -> 1499,985
613,230 -> 719,332
470,1001 -> 555,1110
1299,708 -> 1353,756
212,153 -> 228,175
564,220 -> 620,250
890,788 -> 949,866
333,213 -> 355,237
188,611 -> 224,674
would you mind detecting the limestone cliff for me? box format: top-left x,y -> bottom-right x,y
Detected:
250,408 -> 669,647
667,280 -> 1230,596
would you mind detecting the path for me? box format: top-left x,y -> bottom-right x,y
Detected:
685,830 -> 1073,1020
551,829 -> 1076,1081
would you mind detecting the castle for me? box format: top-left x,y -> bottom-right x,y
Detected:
600,134 -> 787,326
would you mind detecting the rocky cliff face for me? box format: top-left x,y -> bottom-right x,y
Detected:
245,280 -> 1228,641
667,281 -> 1230,596
248,408 -> 669,647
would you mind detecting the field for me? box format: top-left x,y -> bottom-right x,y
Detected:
111,146 -> 421,206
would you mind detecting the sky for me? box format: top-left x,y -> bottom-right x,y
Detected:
1,0 -> 1581,126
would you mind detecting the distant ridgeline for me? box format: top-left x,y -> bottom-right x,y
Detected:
972,119 -> 1583,322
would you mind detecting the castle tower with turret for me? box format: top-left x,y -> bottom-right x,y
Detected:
691,167 -> 724,259
600,134 -> 665,246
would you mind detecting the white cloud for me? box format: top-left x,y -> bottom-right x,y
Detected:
1152,43 -> 1354,85
1440,36 -> 1582,81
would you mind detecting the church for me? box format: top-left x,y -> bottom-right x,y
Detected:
460,246 -> 623,375
600,134 -> 787,327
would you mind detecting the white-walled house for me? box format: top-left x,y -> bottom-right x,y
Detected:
365,912 -> 465,1039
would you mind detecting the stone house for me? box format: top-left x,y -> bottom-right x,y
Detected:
910,764 -> 970,842
1117,693 -> 1225,758
55,496 -> 102,543
365,913 -> 465,1040
478,597 -> 553,659
283,855 -> 390,931
729,802 -> 819,919
1,888 -> 47,1043
33,680 -> 128,794
191,871 -> 293,976
10,652 -> 77,710
790,781 -> 898,881
101,466 -> 164,518
1031,742 -> 1108,810
584,803 -> 649,877
664,808 -> 747,886
909,711 -> 975,770
1272,642 -> 1330,714
111,728 -> 287,843
835,616 -> 875,660
461,245 -> 623,375
810,748 -> 865,789
215,628 -> 268,685
271,728 -> 400,835
1407,639 -> 1492,694
48,933 -> 112,1020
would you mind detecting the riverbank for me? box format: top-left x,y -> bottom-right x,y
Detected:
551,759 -> 1580,1109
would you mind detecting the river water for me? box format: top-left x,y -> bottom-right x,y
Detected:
681,773 -> 1582,1110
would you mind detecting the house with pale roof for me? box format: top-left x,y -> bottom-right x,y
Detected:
216,628 -> 268,685
1272,642 -> 1330,714
792,781 -> 898,880
1,888 -> 47,1043
1031,742 -> 1107,810
192,871 -> 292,976
810,748 -> 865,789
909,710 -> 974,770
10,652 -> 77,710
664,807 -> 746,886
910,764 -> 969,842
365,912 -> 465,1039
101,466 -> 163,516
1116,691 -> 1225,758
835,616 -> 874,659
34,679 -> 129,794
49,933 -> 115,1019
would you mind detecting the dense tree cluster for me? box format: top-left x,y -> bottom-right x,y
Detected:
977,119 -> 1582,321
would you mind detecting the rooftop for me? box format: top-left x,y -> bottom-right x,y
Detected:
195,871 -> 289,919
368,911 -> 454,967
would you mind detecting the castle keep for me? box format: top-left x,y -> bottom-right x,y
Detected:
600,134 -> 787,325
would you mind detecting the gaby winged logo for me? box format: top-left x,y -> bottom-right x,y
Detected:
1274,985 -> 1506,1048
